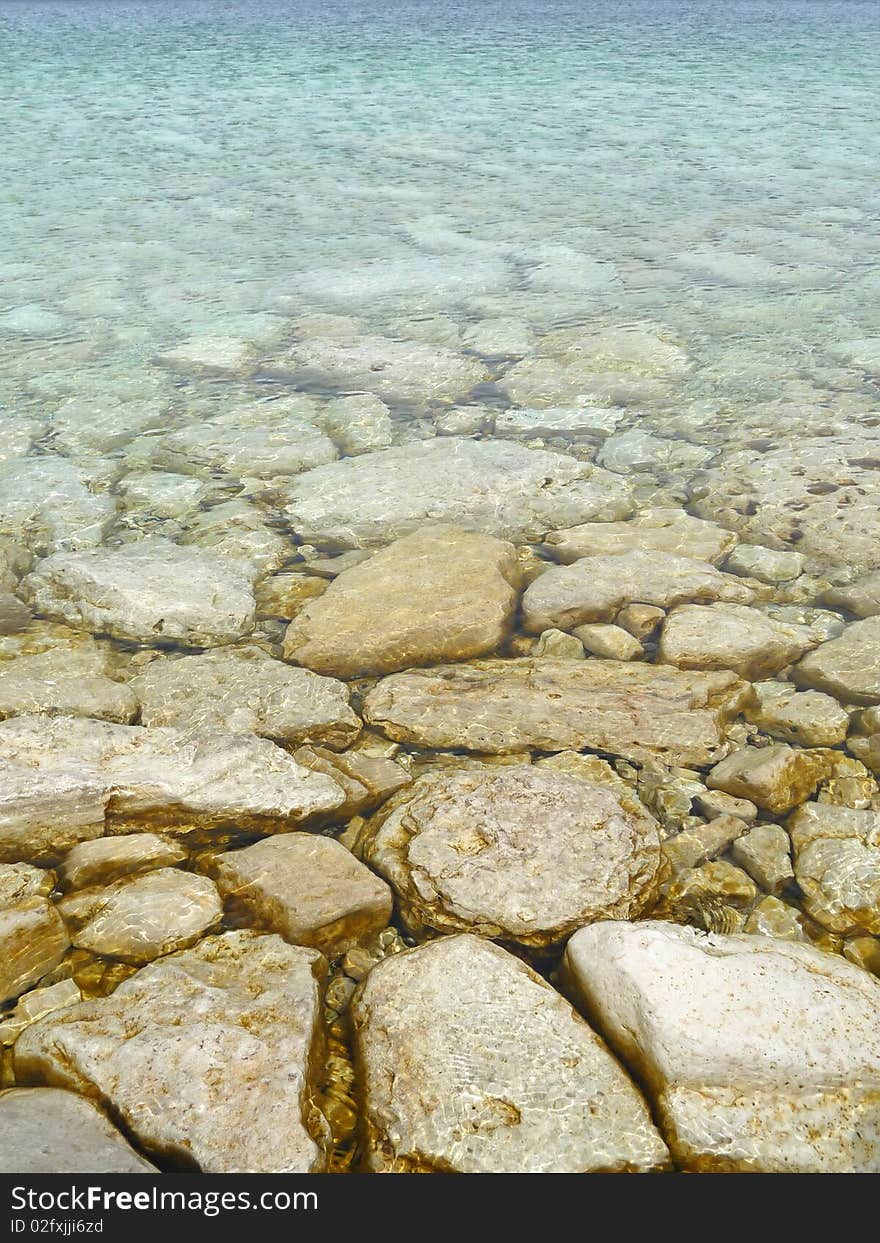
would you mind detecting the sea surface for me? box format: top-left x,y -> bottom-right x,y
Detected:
1,0 -> 879,508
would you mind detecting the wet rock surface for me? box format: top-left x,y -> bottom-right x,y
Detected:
564,920 -> 880,1172
351,934 -> 669,1172
364,658 -> 748,766
22,537 -> 257,648
283,526 -> 519,677
0,1088 -> 158,1173
209,834 -> 392,957
131,646 -> 360,747
15,931 -> 331,1173
0,715 -> 345,863
359,767 -> 661,949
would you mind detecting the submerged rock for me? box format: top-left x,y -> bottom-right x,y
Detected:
351,934 -> 669,1172
210,834 -> 392,957
543,508 -> 737,566
522,550 -> 752,632
130,397 -> 337,480
0,593 -> 31,635
0,643 -> 137,723
22,537 -> 256,648
494,406 -> 624,441
746,681 -> 850,747
0,715 -> 345,864
0,897 -> 69,1005
564,920 -> 880,1172
270,334 -> 486,405
724,543 -> 804,584
58,868 -> 222,964
730,824 -> 794,894
131,646 -> 360,748
364,658 -> 749,766
280,438 -> 632,550
283,526 -> 519,678
314,393 -> 393,456
59,833 -> 188,892
0,457 -> 116,557
359,767 -> 660,949
794,617 -> 880,705
707,744 -> 827,814
153,335 -> 257,377
658,602 -> 818,679
824,569 -> 880,619
692,434 -> 880,571
178,500 -> 292,581
15,931 -> 331,1172
0,1088 -> 157,1173
788,803 -> 880,935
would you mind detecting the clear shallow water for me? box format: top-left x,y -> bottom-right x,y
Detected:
0,0 -> 879,470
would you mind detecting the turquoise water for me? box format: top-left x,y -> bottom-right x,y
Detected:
1,0 -> 879,472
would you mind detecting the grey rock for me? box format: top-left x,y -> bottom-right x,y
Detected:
0,1089 -> 157,1173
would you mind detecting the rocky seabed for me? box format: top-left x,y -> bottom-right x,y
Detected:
2,319 -> 880,1174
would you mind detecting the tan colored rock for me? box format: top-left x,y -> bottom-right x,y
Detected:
661,815 -> 747,874
58,868 -> 222,964
664,859 -> 757,911
694,789 -> 758,822
364,658 -> 749,767
0,1088 -> 157,1173
787,803 -> 880,935
0,899 -> 69,1005
522,550 -> 752,633
707,745 -> 828,815
564,920 -> 880,1172
0,715 -> 345,864
615,602 -> 665,641
658,603 -> 818,679
255,573 -> 327,620
724,544 -> 803,584
315,393 -> 393,456
0,593 -> 31,635
844,936 -> 880,977
210,835 -> 392,957
359,767 -> 661,950
824,570 -> 880,619
0,862 -> 54,905
794,618 -> 880,705
747,681 -> 850,746
352,934 -> 669,1173
58,833 -> 188,892
283,526 -> 519,678
531,628 -> 585,659
15,931 -> 331,1172
0,643 -> 137,723
292,745 -> 411,818
22,537 -> 256,648
543,509 -> 737,566
131,646 -> 360,748
0,979 -> 82,1047
730,824 -> 794,894
744,895 -> 808,941
572,623 -> 642,661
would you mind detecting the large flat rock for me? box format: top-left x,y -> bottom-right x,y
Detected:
283,525 -> 519,678
543,508 -> 738,566
0,457 -> 117,557
0,1088 -> 157,1173
210,834 -> 392,957
0,642 -> 137,723
658,603 -> 819,679
15,931 -> 331,1172
363,658 -> 749,766
351,934 -> 669,1172
280,438 -> 632,551
522,549 -> 752,632
692,434 -> 880,571
794,617 -> 880,705
0,715 -> 345,864
359,767 -> 661,949
564,921 -> 880,1172
22,537 -> 257,648
131,646 -> 360,748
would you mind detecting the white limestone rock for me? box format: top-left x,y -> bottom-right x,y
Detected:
281,437 -> 632,551
359,767 -> 661,950
15,931 -> 331,1172
543,508 -> 738,566
131,646 -> 360,748
658,602 -> 818,679
351,934 -> 669,1172
794,617 -> 880,705
22,537 -> 256,648
564,920 -> 880,1172
0,457 -> 116,557
0,1089 -> 157,1173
